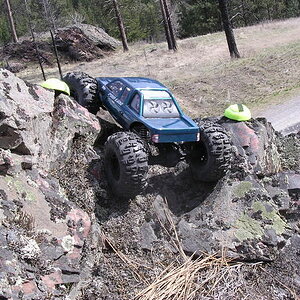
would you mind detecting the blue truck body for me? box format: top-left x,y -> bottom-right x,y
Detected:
95,77 -> 199,143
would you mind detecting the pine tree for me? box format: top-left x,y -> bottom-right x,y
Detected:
112,0 -> 129,51
4,0 -> 18,42
218,0 -> 240,58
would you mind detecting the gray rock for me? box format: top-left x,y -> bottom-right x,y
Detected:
221,118 -> 281,177
177,176 -> 288,260
0,69 -> 100,171
0,71 -> 99,299
139,221 -> 158,251
67,23 -> 120,50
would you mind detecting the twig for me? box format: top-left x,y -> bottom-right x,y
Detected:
102,233 -> 149,285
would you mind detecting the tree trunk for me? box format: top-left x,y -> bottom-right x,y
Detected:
163,0 -> 177,51
112,0 -> 129,52
24,0 -> 46,80
218,0 -> 240,58
5,0 -> 18,43
159,0 -> 173,50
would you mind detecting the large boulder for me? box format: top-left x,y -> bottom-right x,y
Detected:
55,27 -> 105,62
177,118 -> 297,261
0,69 -> 100,171
0,69 -> 102,299
68,23 -> 120,51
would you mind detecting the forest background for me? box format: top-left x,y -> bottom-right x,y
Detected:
1,0 -> 300,46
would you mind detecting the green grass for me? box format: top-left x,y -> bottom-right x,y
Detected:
17,18 -> 300,118
170,40 -> 300,118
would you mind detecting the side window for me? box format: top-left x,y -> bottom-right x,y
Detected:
107,81 -> 125,97
130,94 -> 141,114
119,87 -> 131,103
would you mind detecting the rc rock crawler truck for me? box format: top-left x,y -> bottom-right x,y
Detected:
63,72 -> 232,198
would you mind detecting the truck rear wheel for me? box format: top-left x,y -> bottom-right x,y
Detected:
191,120 -> 232,182
104,132 -> 149,198
63,72 -> 100,114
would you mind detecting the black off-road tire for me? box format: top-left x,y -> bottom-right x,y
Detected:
63,72 -> 100,114
191,120 -> 232,182
104,131 -> 149,198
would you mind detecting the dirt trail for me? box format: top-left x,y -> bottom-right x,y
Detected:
254,94 -> 300,135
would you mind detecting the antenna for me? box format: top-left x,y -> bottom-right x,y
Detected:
24,0 -> 46,81
50,29 -> 63,80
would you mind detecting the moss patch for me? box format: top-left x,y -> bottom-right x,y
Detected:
235,213 -> 264,241
5,176 -> 37,202
252,201 -> 286,235
233,181 -> 253,198
235,201 -> 287,241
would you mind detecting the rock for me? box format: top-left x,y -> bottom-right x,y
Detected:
285,172 -> 300,194
67,23 -> 120,51
0,169 -> 94,298
177,176 -> 289,261
139,221 -> 158,251
0,149 -> 12,175
4,62 -> 27,73
277,132 -> 300,171
0,71 -> 100,299
55,27 -> 105,61
221,118 -> 281,178
0,69 -> 100,171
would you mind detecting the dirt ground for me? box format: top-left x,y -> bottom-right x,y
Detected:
17,18 -> 300,120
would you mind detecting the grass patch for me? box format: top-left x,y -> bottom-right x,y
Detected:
18,18 -> 300,118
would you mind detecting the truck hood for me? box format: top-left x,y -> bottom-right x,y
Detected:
144,117 -> 199,134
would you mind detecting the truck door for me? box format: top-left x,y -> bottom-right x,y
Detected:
106,80 -> 126,124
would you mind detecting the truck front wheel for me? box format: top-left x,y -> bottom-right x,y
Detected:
190,120 -> 232,182
63,72 -> 100,114
104,132 -> 149,198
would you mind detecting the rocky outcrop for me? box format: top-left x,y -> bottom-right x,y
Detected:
0,69 -> 99,171
66,23 -> 120,51
0,69 -> 101,299
178,117 -> 295,260
0,69 -> 299,299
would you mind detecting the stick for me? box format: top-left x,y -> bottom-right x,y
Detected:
24,0 -> 46,81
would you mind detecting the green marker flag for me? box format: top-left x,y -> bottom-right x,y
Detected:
41,78 -> 70,96
224,104 -> 251,121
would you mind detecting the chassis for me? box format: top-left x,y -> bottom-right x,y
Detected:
63,72 -> 232,198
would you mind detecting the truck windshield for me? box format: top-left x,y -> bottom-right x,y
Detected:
141,90 -> 180,118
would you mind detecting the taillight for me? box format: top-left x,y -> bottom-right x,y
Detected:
196,133 -> 200,141
151,134 -> 159,143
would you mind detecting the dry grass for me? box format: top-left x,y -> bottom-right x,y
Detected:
134,252 -> 238,300
99,197 -> 299,300
134,198 -> 240,300
19,17 -> 300,118
101,198 -> 245,300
